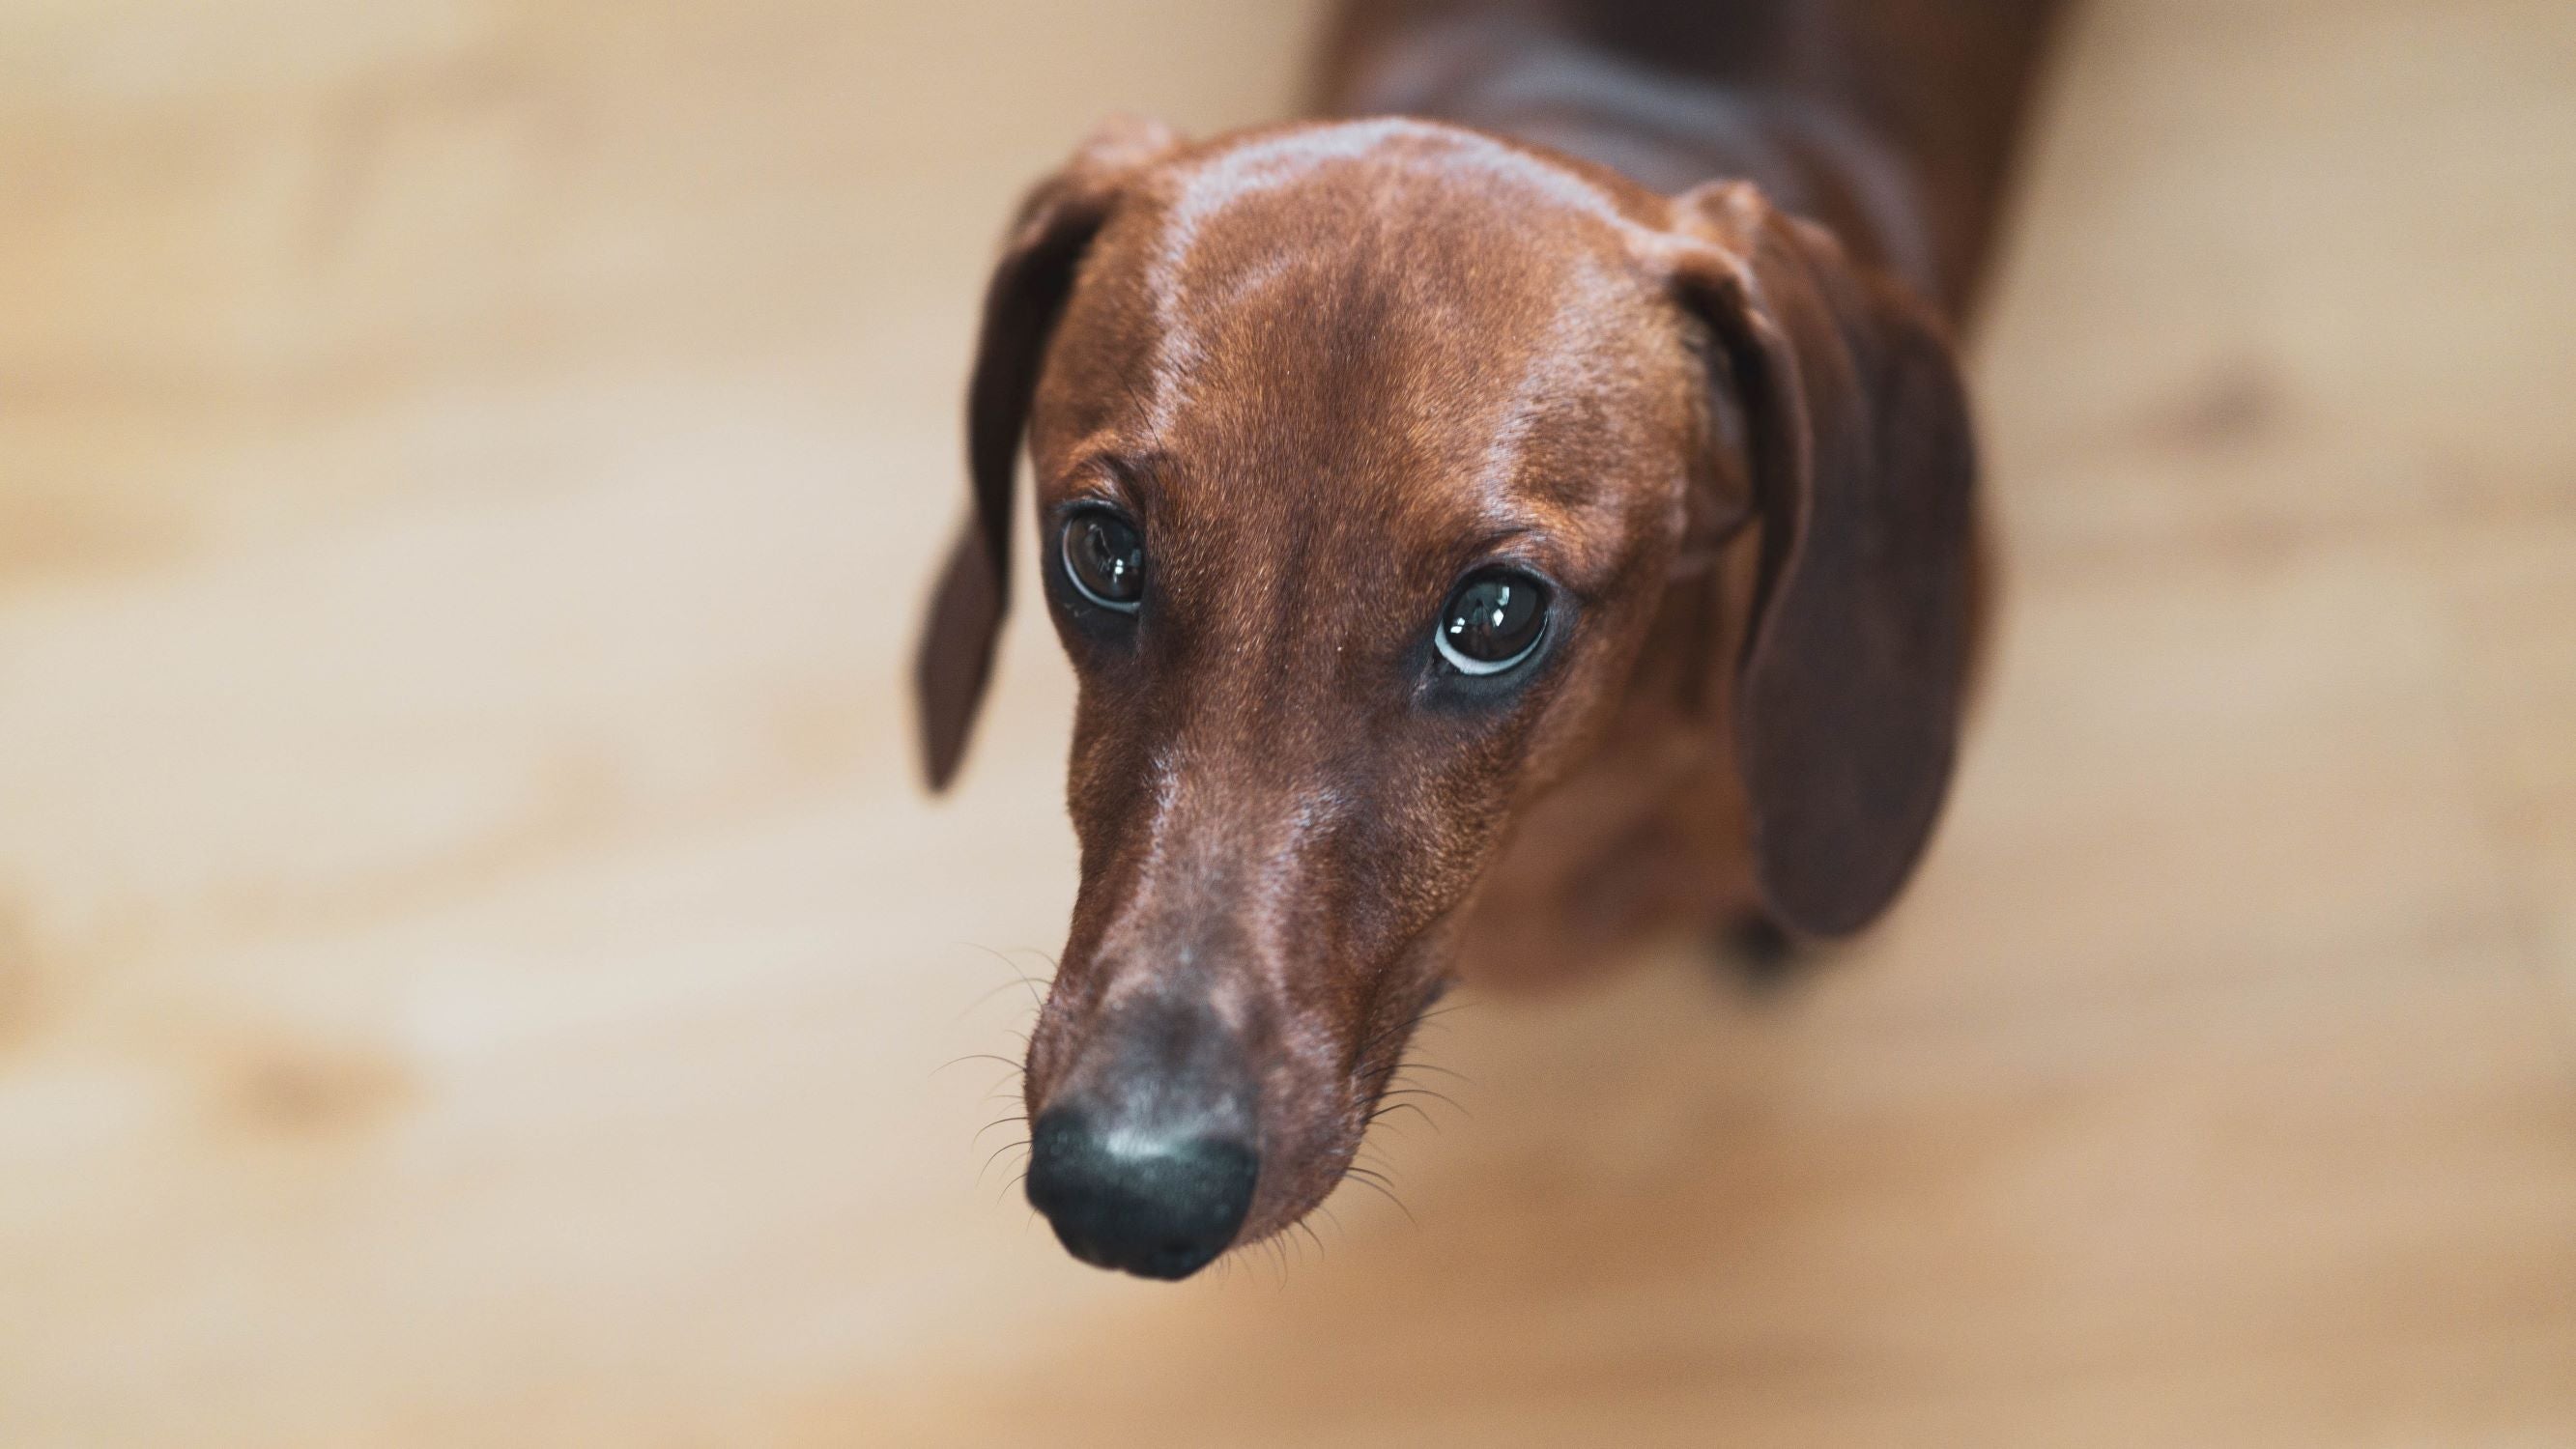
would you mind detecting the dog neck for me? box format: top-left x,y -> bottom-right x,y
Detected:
1319,0 -> 2065,320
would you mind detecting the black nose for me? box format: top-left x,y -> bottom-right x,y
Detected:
1026,1108 -> 1258,1280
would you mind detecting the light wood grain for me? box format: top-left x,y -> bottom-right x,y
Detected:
1,2 -> 2571,1445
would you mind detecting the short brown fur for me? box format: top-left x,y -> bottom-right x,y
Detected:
915,0 -> 2061,1268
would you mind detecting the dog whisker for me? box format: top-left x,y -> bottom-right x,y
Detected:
1365,1099 -> 1441,1135
1376,1084 -> 1471,1119
1294,1217 -> 1330,1263
953,943 -> 1056,1018
1338,1164 -> 1418,1227
978,1137 -> 1031,1189
972,1113 -> 1031,1149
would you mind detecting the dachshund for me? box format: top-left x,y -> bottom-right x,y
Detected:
914,0 -> 2062,1278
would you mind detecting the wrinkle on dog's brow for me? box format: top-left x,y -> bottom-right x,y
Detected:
1477,254 -> 1628,515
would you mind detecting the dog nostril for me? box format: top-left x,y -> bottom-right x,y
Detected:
1026,1107 -> 1258,1281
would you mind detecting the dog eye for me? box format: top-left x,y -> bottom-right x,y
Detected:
1062,511 -> 1145,611
1434,569 -> 1548,674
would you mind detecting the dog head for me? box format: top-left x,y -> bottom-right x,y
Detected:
915,117 -> 1973,1277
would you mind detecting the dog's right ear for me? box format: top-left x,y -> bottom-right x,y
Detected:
914,116 -> 1178,790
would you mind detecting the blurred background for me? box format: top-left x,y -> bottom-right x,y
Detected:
3,1 -> 2573,1444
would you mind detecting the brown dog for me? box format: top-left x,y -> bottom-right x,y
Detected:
915,0 -> 2061,1279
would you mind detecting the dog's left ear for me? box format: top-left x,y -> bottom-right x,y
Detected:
915,116 -> 1179,790
1663,182 -> 1978,938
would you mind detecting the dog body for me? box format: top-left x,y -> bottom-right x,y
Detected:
916,1 -> 2060,1277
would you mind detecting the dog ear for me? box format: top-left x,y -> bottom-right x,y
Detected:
915,116 -> 1178,790
1665,182 -> 1978,937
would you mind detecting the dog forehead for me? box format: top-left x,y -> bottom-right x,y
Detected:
1131,120 -> 1657,366
1149,119 -> 1645,263
1045,122 -> 1687,546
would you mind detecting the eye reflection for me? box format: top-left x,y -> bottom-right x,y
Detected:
1063,511 -> 1145,611
1434,569 -> 1548,675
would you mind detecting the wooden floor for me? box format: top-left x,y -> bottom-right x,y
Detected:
3,2 -> 2573,1444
